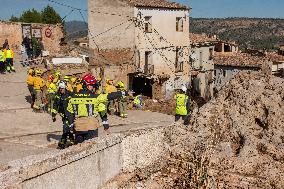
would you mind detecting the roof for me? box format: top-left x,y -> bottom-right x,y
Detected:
125,0 -> 189,9
189,33 -> 217,45
214,52 -> 266,68
266,52 -> 284,63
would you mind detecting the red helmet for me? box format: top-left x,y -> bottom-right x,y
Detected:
82,74 -> 97,86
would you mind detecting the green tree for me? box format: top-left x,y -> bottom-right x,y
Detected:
20,8 -> 42,23
41,5 -> 62,24
9,15 -> 20,22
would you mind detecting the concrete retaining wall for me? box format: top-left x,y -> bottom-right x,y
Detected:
0,127 -> 170,189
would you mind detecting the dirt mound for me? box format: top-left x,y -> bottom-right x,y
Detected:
120,72 -> 284,188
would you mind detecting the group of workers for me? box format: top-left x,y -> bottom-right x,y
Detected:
26,67 -> 190,149
0,39 -> 15,73
26,68 -> 143,149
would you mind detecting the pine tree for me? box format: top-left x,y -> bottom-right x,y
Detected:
42,5 -> 62,24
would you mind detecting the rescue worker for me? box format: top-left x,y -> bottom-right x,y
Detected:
26,68 -> 35,108
64,75 -> 73,92
134,94 -> 143,109
104,79 -> 117,115
52,81 -> 75,149
4,45 -> 15,73
116,81 -> 128,118
174,86 -> 190,125
0,47 -> 6,73
73,78 -> 83,93
66,74 -> 130,143
46,75 -> 57,113
54,71 -> 61,82
33,69 -> 45,111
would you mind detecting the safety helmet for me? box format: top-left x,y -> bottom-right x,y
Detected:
181,86 -> 187,93
70,77 -> 77,84
54,71 -> 61,78
35,69 -> 43,76
116,81 -> 125,89
64,75 -> 70,82
58,81 -> 66,89
28,68 -> 34,75
82,74 -> 97,86
106,78 -> 114,85
48,75 -> 54,82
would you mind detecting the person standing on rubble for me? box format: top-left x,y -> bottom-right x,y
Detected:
33,69 -> 45,111
52,81 -> 75,149
26,68 -> 35,108
2,39 -> 9,49
65,74 -> 131,143
174,86 -> 190,125
104,79 -> 117,115
116,81 -> 128,118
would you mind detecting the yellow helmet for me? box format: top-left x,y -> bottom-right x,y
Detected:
35,69 -> 43,76
64,75 -> 70,82
54,71 -> 61,78
116,81 -> 125,89
28,68 -> 34,75
71,77 -> 77,84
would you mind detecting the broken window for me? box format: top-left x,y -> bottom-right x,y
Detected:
209,48 -> 213,60
145,51 -> 153,74
175,48 -> 184,72
176,17 -> 184,32
223,70 -> 227,77
144,16 -> 152,33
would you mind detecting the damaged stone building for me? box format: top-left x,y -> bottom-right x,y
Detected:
189,33 -> 215,101
0,21 -> 64,57
88,0 -> 190,99
214,52 -> 266,91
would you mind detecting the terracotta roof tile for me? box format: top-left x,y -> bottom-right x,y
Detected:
189,33 -> 217,44
125,0 -> 188,9
214,52 -> 266,68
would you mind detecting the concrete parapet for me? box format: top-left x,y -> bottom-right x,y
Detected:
0,126 -> 172,189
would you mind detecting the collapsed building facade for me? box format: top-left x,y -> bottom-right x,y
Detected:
0,21 -> 64,57
189,33 -> 216,101
88,0 -> 190,99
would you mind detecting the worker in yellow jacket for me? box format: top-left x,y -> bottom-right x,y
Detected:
64,75 -> 73,92
46,75 -> 57,113
4,45 -> 15,73
26,68 -> 35,108
174,86 -> 190,125
0,47 -> 6,73
33,69 -> 45,111
104,79 -> 117,115
116,81 -> 128,118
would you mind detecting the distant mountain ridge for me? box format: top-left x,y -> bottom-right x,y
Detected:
65,21 -> 87,39
190,17 -> 284,50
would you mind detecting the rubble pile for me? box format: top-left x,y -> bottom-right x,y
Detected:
120,72 -> 284,188
143,98 -> 176,115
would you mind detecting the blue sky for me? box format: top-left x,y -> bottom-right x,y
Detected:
0,0 -> 283,21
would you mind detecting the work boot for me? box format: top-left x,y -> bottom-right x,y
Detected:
57,139 -> 66,149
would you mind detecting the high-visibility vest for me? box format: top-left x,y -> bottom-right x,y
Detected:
175,94 -> 189,116
0,50 -> 5,62
26,75 -> 35,86
4,49 -> 14,59
104,84 -> 117,94
134,95 -> 142,105
33,77 -> 45,90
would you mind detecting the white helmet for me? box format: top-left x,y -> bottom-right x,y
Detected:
58,81 -> 66,89
181,86 -> 187,93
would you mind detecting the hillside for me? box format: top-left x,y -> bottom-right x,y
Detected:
190,18 -> 284,50
65,21 -> 87,39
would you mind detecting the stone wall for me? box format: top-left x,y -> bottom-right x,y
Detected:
0,126 -> 171,189
0,21 -> 64,57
